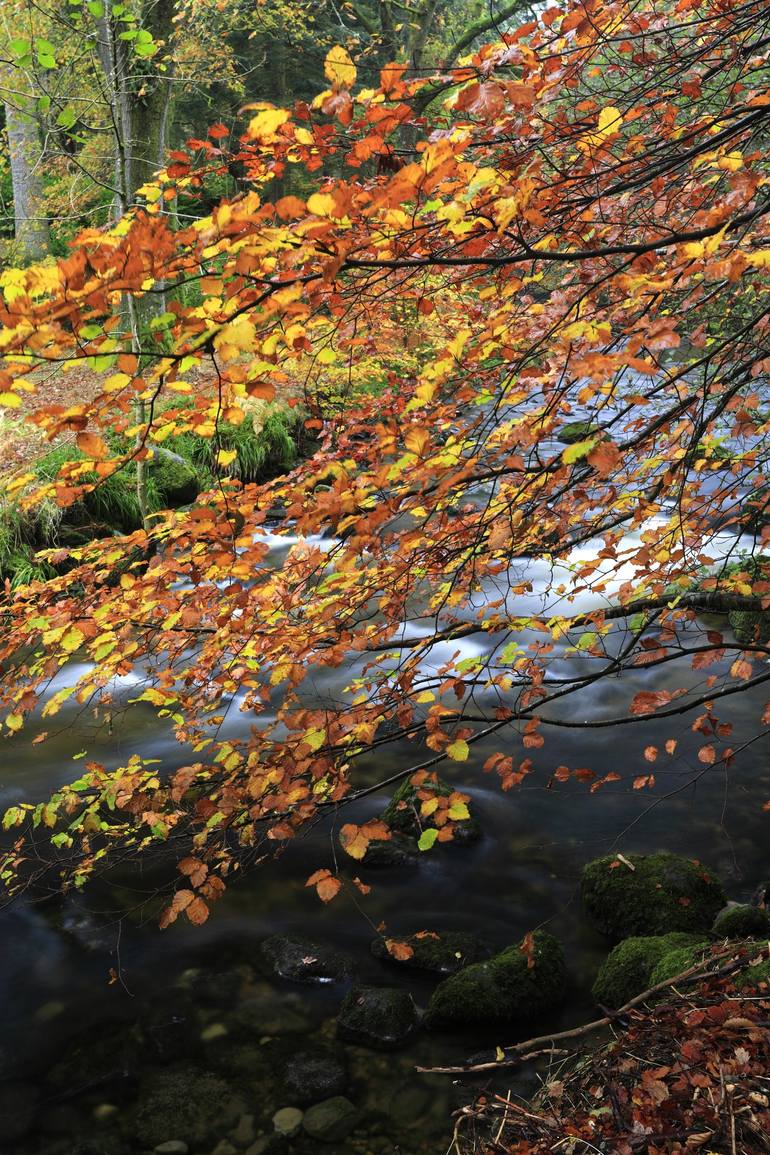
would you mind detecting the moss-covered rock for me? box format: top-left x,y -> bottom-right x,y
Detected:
581,852 -> 725,940
424,932 -> 566,1030
592,933 -> 704,1008
728,609 -> 770,644
649,941 -> 709,985
713,903 -> 770,938
371,930 -> 487,976
380,775 -> 481,844
151,454 -> 200,507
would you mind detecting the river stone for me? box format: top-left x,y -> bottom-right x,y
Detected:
0,1081 -> 41,1141
153,1143 -> 189,1155
337,986 -> 419,1050
257,935 -> 352,984
272,1107 -> 303,1137
279,1047 -> 348,1106
302,1096 -> 360,1142
581,852 -> 726,940
132,1068 -> 243,1148
371,930 -> 486,975
424,932 -> 566,1030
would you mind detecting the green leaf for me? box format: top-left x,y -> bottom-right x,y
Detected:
577,631 -> 599,650
418,828 -> 439,851
87,0 -> 105,16
37,95 -> 51,113
133,41 -> 156,57
118,29 -> 138,40
57,107 -> 77,129
52,832 -> 73,849
563,438 -> 598,465
37,53 -> 57,69
10,38 -> 31,58
80,323 -> 102,339
135,29 -> 154,43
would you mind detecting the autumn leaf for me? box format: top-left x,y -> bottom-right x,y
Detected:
324,45 -> 356,90
305,868 -> 342,903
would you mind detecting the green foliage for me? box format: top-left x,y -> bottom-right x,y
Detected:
581,853 -> 725,940
167,406 -> 302,485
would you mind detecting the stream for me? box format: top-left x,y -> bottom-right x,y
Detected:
2,498 -> 770,1155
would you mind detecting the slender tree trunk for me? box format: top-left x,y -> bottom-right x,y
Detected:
1,78 -> 49,262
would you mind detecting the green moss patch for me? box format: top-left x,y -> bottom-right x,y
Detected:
424,931 -> 566,1030
581,852 -> 725,940
592,932 -> 704,1009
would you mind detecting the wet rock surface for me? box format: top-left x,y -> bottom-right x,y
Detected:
337,986 -> 420,1050
257,935 -> 353,984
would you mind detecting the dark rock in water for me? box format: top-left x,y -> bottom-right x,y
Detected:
360,835 -> 420,869
302,1096 -> 360,1142
337,986 -> 419,1050
257,935 -> 353,984
0,1081 -> 40,1141
581,852 -> 725,940
131,1067 -> 244,1148
371,930 -> 487,975
713,903 -> 770,938
424,932 -> 566,1030
592,932 -> 706,1008
174,964 -> 254,1005
279,1047 -> 348,1106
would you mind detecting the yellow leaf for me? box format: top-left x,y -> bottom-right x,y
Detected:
247,107 -> 290,143
303,726 -> 326,752
217,448 -> 238,467
446,739 -> 470,761
6,714 -> 23,732
0,392 -> 20,408
307,192 -> 336,217
317,347 -> 337,365
325,45 -> 356,90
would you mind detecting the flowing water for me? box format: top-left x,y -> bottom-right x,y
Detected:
2,510 -> 770,1155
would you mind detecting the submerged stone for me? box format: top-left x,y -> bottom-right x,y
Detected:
302,1096 -> 360,1142
581,852 -> 725,940
272,1107 -> 303,1137
337,986 -> 419,1050
131,1067 -> 242,1148
424,931 -> 566,1030
257,935 -> 352,984
592,932 -> 705,1008
371,930 -> 487,975
279,1047 -> 348,1106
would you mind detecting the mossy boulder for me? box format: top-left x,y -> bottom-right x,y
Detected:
336,986 -> 419,1050
371,930 -> 487,976
713,904 -> 770,938
380,775 -> 481,844
592,932 -> 704,1008
649,941 -> 709,985
151,454 -> 200,507
581,852 -> 725,940
424,931 -> 565,1030
728,609 -> 770,644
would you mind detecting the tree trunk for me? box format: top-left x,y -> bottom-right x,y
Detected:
1,79 -> 49,262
